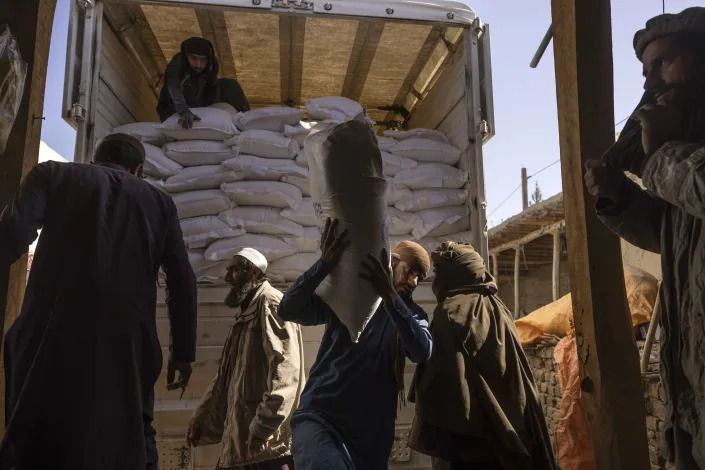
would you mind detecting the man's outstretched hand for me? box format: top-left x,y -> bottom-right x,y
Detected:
319,218 -> 350,269
360,248 -> 395,302
166,356 -> 193,392
178,110 -> 201,129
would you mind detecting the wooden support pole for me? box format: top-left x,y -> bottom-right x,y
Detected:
489,220 -> 565,255
492,253 -> 499,280
551,0 -> 649,467
513,247 -> 521,318
0,0 -> 57,433
521,167 -> 528,210
552,231 -> 561,301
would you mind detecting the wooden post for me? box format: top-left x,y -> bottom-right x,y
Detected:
552,231 -> 561,301
491,253 -> 499,280
513,247 -> 520,318
0,0 -> 57,432
551,0 -> 649,467
521,167 -> 528,210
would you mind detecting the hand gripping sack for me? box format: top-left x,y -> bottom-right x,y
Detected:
158,107 -> 239,141
305,115 -> 388,342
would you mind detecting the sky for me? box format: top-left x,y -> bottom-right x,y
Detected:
39,0 -> 696,226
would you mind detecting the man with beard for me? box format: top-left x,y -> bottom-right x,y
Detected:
408,242 -> 556,470
278,219 -> 432,470
584,7 -> 705,469
188,248 -> 304,470
157,37 -> 248,128
0,133 -> 197,469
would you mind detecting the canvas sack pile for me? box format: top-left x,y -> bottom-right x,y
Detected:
115,96 -> 472,285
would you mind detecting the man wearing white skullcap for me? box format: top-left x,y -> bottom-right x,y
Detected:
585,7 -> 705,469
188,248 -> 305,470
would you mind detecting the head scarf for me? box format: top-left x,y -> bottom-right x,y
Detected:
603,8 -> 705,176
233,247 -> 267,275
633,7 -> 705,61
392,240 -> 430,279
432,241 -> 497,302
180,37 -> 219,79
94,133 -> 146,169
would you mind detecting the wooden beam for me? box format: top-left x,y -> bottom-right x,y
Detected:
341,21 -> 384,102
492,253 -> 499,280
195,10 -> 237,81
103,3 -> 165,96
513,247 -> 521,318
489,220 -> 565,255
279,16 -> 305,107
551,0 -> 649,467
0,0 -> 57,431
552,231 -> 561,300
383,26 -> 444,121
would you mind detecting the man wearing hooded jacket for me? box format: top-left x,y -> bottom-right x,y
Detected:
157,37 -> 250,128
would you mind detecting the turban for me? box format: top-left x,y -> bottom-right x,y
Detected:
181,37 -> 213,57
392,241 -> 430,279
634,7 -> 705,60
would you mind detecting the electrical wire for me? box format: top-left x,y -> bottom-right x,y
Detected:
487,184 -> 522,218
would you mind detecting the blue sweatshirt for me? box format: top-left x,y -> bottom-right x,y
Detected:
278,260 -> 432,470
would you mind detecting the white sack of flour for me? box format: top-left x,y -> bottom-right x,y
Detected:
306,96 -> 363,122
221,181 -> 302,209
223,155 -> 308,181
377,136 -> 397,152
386,184 -> 413,206
393,163 -> 467,190
113,122 -> 167,147
412,206 -> 470,239
172,190 -> 233,219
384,128 -> 449,143
143,143 -> 182,179
280,197 -> 319,227
281,175 -> 311,197
180,216 -> 244,249
306,115 -> 388,341
386,207 -> 422,236
188,250 -> 230,282
381,151 -> 418,177
163,166 -> 243,193
235,107 -> 303,132
225,129 -> 299,159
268,253 -> 320,282
159,107 -> 239,141
394,188 -> 468,212
164,140 -> 237,167
389,138 -> 461,165
284,123 -> 315,147
218,206 -> 304,237
205,234 -> 296,262
281,226 -> 320,253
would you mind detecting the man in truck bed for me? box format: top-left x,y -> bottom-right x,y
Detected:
278,220 -> 432,470
0,134 -> 197,470
157,37 -> 250,128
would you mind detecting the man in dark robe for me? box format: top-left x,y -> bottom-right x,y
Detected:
409,242 -> 556,470
584,7 -> 705,469
158,37 -> 244,127
278,221 -> 432,470
0,133 -> 197,470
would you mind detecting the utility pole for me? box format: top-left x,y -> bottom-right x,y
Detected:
521,167 -> 528,210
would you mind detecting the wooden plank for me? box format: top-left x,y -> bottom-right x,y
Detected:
552,231 -> 561,301
0,0 -> 57,433
492,254 -> 499,280
407,42 -> 464,132
513,247 -> 520,318
489,220 -> 565,254
208,10 -> 237,80
383,26 -> 444,122
279,16 -> 306,106
341,21 -> 384,101
551,0 -> 649,467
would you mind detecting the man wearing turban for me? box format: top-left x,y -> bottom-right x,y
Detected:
278,219 -> 432,470
0,134 -> 197,469
584,7 -> 705,468
409,242 -> 556,470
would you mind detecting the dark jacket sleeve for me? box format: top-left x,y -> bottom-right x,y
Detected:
277,260 -> 332,326
383,296 -> 432,363
596,177 -> 665,254
164,55 -> 190,115
0,163 -> 52,267
160,199 -> 198,363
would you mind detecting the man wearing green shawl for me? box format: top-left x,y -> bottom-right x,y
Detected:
409,242 -> 556,470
